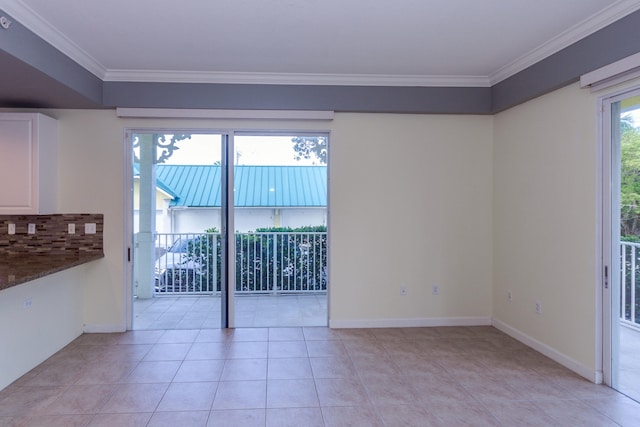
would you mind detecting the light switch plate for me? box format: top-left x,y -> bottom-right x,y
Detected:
27,223 -> 36,234
8,223 -> 15,235
68,223 -> 75,234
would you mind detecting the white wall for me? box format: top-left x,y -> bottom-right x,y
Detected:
0,265 -> 87,390
329,113 -> 494,326
492,82 -> 600,380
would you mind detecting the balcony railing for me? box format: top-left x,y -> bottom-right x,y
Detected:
154,232 -> 327,295
621,241 -> 640,328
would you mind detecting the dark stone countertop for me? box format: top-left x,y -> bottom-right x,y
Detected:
0,253 -> 104,291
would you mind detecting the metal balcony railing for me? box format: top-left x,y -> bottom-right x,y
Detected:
621,241 -> 640,328
154,232 -> 327,295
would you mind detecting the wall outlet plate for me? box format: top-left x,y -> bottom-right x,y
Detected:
27,223 -> 36,234
85,223 -> 96,234
8,223 -> 15,235
68,223 -> 75,234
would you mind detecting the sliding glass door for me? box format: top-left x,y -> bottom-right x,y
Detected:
129,130 -> 328,330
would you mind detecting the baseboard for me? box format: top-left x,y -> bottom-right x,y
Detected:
329,316 -> 492,329
83,323 -> 126,333
492,318 -> 601,383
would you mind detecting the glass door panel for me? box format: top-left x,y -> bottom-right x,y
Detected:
233,134 -> 328,327
132,132 -> 225,330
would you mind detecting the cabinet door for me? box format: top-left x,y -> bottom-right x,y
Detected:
0,117 -> 36,211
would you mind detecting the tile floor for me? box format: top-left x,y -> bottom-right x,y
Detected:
1,326 -> 640,426
133,295 -> 327,329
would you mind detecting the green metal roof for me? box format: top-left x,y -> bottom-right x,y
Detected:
153,165 -> 326,208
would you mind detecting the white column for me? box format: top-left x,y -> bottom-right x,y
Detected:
136,134 -> 156,299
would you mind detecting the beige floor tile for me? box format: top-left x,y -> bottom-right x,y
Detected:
377,404 -> 440,427
315,377 -> 369,407
207,409 -> 265,427
148,411 -> 209,427
305,340 -> 348,358
73,360 -> 138,385
425,400 -> 502,426
267,341 -> 308,358
266,379 -> 319,408
220,359 -> 268,381
157,329 -> 200,344
267,358 -> 313,380
99,383 -> 169,413
124,361 -> 181,383
212,381 -> 267,410
268,327 -> 304,341
227,341 -> 269,359
230,328 -> 269,342
309,356 -> 358,379
156,382 -> 218,412
481,400 -> 557,426
321,405 -> 384,427
408,372 -> 475,403
266,407 -> 324,427
21,414 -> 93,427
143,343 -> 192,361
0,386 -> 63,417
361,375 -> 418,406
88,412 -> 152,427
41,384 -> 116,415
186,342 -> 230,360
173,360 -> 225,382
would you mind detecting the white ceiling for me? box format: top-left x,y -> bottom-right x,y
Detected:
3,0 -> 640,87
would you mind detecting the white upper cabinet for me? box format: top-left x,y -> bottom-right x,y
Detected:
0,113 -> 58,214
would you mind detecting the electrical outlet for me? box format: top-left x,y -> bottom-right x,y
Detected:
27,223 -> 36,234
68,223 -> 75,234
8,223 -> 15,235
507,291 -> 513,302
400,284 -> 408,296
432,284 -> 440,295
535,301 -> 542,314
85,223 -> 96,234
23,298 -> 32,309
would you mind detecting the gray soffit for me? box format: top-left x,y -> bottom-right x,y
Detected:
0,9 -> 103,108
0,8 -> 639,113
102,83 -> 492,114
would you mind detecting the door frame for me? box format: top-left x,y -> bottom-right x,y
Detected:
599,85 -> 640,387
124,127 -> 330,330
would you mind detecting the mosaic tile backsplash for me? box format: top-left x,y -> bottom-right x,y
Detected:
0,214 -> 103,255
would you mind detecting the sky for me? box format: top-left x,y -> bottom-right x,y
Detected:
160,134 -> 318,166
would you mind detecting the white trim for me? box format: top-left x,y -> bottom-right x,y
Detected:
492,318 -> 602,383
104,70 -> 490,87
83,323 -> 126,333
116,108 -> 334,121
581,52 -> 640,91
490,0 -> 640,85
329,316 -> 491,329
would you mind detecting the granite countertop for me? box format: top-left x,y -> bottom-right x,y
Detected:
0,253 -> 104,291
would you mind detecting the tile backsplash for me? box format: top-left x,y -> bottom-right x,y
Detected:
0,214 -> 103,255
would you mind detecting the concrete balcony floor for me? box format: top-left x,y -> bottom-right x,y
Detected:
619,324 -> 640,402
133,294 -> 328,330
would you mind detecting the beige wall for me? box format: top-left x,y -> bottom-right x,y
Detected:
40,110 -> 495,330
3,81 -> 616,384
0,265 -> 87,389
492,82 -> 599,379
329,114 -> 494,326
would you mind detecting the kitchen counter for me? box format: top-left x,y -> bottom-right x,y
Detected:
0,253 -> 104,291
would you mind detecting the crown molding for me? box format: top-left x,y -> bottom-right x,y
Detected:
103,69 -> 490,87
489,0 -> 640,85
0,0 -> 107,78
